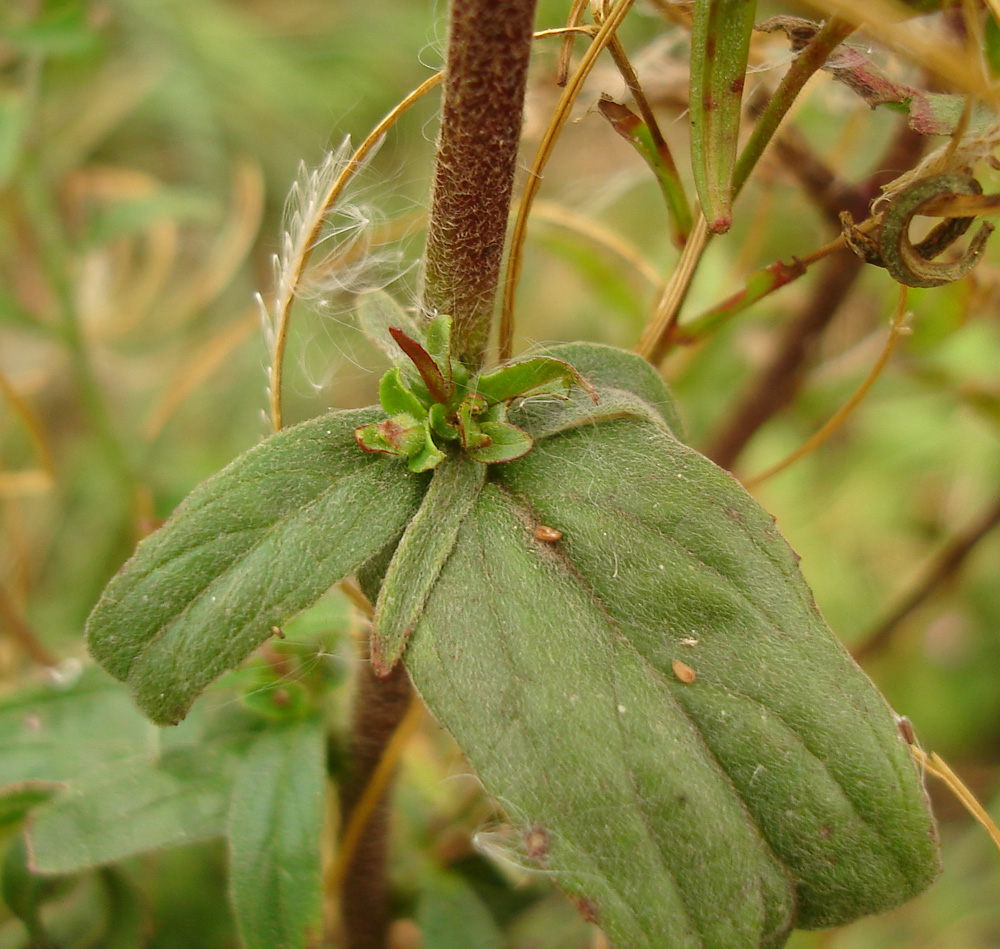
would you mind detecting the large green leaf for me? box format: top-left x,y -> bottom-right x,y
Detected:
227,719 -> 326,949
397,359 -> 938,946
86,408 -> 427,725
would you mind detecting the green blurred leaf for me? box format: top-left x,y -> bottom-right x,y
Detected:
0,784 -> 57,836
2,832 -> 63,946
27,745 -> 235,875
396,351 -> 938,947
227,719 -> 325,949
0,1 -> 99,56
0,668 -> 150,787
987,15 -> 1000,78
98,869 -> 148,949
417,871 -> 504,949
86,408 -> 427,725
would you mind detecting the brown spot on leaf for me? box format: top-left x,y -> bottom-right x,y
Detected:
524,824 -> 550,860
571,895 -> 600,924
672,659 -> 697,684
534,525 -> 562,543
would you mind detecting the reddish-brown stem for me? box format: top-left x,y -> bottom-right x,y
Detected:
421,0 -> 539,366
854,496 -> 1000,662
337,660 -> 413,949
337,4 -> 538,946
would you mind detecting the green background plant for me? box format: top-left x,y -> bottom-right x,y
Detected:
2,0 -> 1000,946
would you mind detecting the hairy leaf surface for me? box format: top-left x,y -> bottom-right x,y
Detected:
86,409 -> 427,724
401,367 -> 938,946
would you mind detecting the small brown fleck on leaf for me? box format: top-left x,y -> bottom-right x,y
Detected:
571,895 -> 599,924
524,824 -> 550,860
672,659 -> 697,683
534,525 -> 562,542
896,715 -> 915,745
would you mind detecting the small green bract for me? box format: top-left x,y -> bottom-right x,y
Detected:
353,314 -> 595,471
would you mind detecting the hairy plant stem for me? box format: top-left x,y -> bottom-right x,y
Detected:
337,3 -> 538,946
422,0 -> 539,366
337,660 -> 413,949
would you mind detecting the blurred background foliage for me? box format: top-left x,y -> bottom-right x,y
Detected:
1,0 -> 999,946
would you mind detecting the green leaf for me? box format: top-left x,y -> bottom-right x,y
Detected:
27,746 -> 235,874
99,868 -> 150,949
372,452 -> 485,675
408,422 -> 448,473
378,367 -> 426,417
424,314 -> 455,393
401,412 -> 939,946
417,871 -> 505,949
355,413 -> 428,459
0,667 -> 151,787
0,783 -> 57,835
86,408 -> 427,725
0,90 -> 29,187
228,720 -> 325,949
465,420 -> 534,464
690,0 -> 756,233
2,832 -> 63,946
509,342 -> 683,440
474,356 -> 593,405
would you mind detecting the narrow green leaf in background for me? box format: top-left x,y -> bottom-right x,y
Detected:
690,0 -> 757,233
228,719 -> 326,949
2,832 -> 63,947
0,668 -> 150,787
398,348 -> 939,947
417,871 -> 505,949
27,745 -> 236,875
86,408 -> 427,725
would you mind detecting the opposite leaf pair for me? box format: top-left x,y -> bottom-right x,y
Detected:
85,310 -> 938,947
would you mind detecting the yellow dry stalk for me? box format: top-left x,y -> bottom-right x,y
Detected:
912,746 -> 1000,857
269,72 -> 444,432
744,289 -> 910,488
